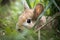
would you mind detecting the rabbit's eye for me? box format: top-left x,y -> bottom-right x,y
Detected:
27,19 -> 31,23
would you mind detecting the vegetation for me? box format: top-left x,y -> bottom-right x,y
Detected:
0,0 -> 60,40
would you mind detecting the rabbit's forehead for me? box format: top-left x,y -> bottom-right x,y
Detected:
22,9 -> 34,18
24,9 -> 33,13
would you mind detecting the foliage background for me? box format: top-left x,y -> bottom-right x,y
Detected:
0,0 -> 60,40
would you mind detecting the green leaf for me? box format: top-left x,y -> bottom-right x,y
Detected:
26,0 -> 31,8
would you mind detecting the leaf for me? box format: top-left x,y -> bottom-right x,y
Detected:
26,0 -> 31,8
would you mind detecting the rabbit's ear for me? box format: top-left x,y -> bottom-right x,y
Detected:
22,0 -> 30,10
24,3 -> 29,10
33,3 -> 44,20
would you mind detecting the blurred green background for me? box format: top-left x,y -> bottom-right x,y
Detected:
0,0 -> 60,40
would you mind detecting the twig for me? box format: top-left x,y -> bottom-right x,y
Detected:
35,13 -> 60,32
52,0 -> 60,11
38,30 -> 40,40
